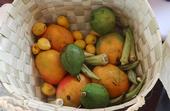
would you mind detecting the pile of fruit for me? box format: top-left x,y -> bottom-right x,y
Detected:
31,7 -> 145,109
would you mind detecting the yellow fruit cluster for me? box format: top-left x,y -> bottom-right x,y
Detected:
32,38 -> 51,55
73,31 -> 98,54
31,15 -> 70,55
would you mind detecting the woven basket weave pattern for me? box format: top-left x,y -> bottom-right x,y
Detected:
0,0 -> 162,110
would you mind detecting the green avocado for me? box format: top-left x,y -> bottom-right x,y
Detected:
90,7 -> 116,35
80,83 -> 110,109
61,44 -> 85,76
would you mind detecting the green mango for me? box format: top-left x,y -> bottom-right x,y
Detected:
80,83 -> 110,109
90,7 -> 116,35
61,44 -> 85,76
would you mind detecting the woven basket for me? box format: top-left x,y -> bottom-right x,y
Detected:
0,0 -> 162,111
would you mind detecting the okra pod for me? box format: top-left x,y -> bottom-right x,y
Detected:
128,70 -> 138,85
120,28 -> 131,65
81,64 -> 100,80
127,28 -> 137,62
123,75 -> 146,102
110,94 -> 125,105
128,84 -> 137,93
119,60 -> 139,71
85,53 -> 108,66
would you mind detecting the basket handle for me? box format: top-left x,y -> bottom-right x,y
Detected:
126,95 -> 145,111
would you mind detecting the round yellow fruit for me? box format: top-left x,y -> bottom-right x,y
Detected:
72,31 -> 84,40
37,38 -> 51,50
86,44 -> 96,54
32,22 -> 47,36
85,34 -> 97,44
74,40 -> 86,49
57,16 -> 69,28
32,44 -> 40,55
89,30 -> 100,37
41,82 -> 56,96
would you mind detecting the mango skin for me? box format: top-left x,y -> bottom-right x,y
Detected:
80,83 -> 110,109
96,33 -> 124,65
35,50 -> 66,85
43,24 -> 74,52
93,64 -> 129,98
56,74 -> 90,107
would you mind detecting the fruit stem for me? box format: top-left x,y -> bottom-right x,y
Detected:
137,77 -> 142,82
76,75 -> 81,81
85,53 -> 108,66
120,28 -> 132,65
81,64 -> 100,80
81,92 -> 87,97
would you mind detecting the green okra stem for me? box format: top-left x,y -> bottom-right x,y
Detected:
81,92 -> 87,97
123,75 -> 146,102
81,64 -> 100,80
128,84 -> 137,93
120,28 -> 131,65
84,51 -> 94,57
110,94 -> 125,105
85,53 -> 108,66
137,77 -> 142,82
128,70 -> 138,85
128,28 -> 137,62
119,60 -> 139,71
76,75 -> 81,81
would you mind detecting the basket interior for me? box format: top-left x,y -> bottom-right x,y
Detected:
0,0 -> 162,110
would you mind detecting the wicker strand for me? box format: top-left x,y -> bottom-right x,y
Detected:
0,96 -> 32,111
126,95 -> 145,111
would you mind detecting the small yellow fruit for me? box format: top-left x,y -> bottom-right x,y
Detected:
57,16 -> 69,28
32,22 -> 47,36
72,31 -> 84,40
86,44 -> 96,54
37,38 -> 51,50
90,30 -> 100,36
74,40 -> 86,49
41,82 -> 56,96
85,34 -> 97,44
32,44 -> 40,55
